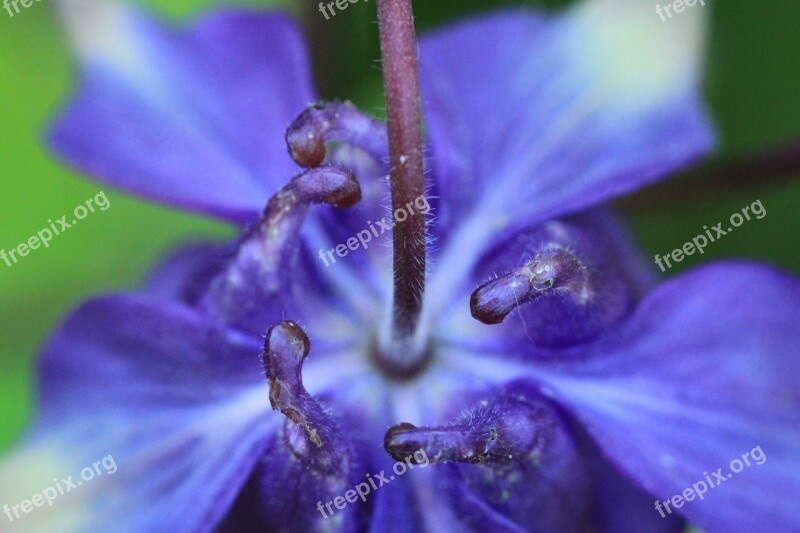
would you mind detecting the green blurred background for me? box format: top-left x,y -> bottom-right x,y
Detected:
1,0 -> 798,454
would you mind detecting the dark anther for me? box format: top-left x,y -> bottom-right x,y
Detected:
470,247 -> 589,325
263,321 -> 321,447
384,391 -> 555,467
286,101 -> 389,168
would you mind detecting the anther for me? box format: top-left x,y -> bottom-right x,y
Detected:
384,390 -> 554,467
263,321 -> 347,474
384,385 -> 590,528
263,321 -> 319,445
266,164 -> 361,212
286,102 -> 389,168
470,247 -> 589,325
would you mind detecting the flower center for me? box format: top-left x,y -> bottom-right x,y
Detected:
284,92 -> 431,378
370,333 -> 433,380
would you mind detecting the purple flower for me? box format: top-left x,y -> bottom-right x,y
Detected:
2,1 -> 799,532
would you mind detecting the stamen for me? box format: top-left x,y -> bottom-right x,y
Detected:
286,102 -> 389,168
384,422 -> 491,464
263,321 -> 346,473
468,217 -> 637,347
384,391 -> 554,467
268,164 -> 361,210
201,165 -> 360,329
470,248 -> 588,325
385,387 -> 591,528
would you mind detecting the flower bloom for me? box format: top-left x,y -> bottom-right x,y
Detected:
1,0 -> 799,532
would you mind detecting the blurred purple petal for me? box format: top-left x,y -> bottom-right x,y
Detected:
419,6 -> 713,242
0,295 -> 275,532
49,4 -> 314,222
142,241 -> 230,304
542,262 -> 800,531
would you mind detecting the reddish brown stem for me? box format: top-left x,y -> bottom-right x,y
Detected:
377,0 -> 427,340
620,142 -> 800,212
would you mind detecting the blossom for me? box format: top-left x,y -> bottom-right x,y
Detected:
1,0 -> 799,532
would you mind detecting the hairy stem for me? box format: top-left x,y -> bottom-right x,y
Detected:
377,0 -> 427,341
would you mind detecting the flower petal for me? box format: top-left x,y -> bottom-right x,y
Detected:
420,3 -> 713,247
0,295 -> 276,532
587,441 -> 686,533
366,481 -> 421,533
49,2 -> 315,222
541,262 -> 800,531
142,241 -> 230,304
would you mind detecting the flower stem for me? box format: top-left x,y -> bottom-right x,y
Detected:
377,0 -> 426,340
620,141 -> 800,212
